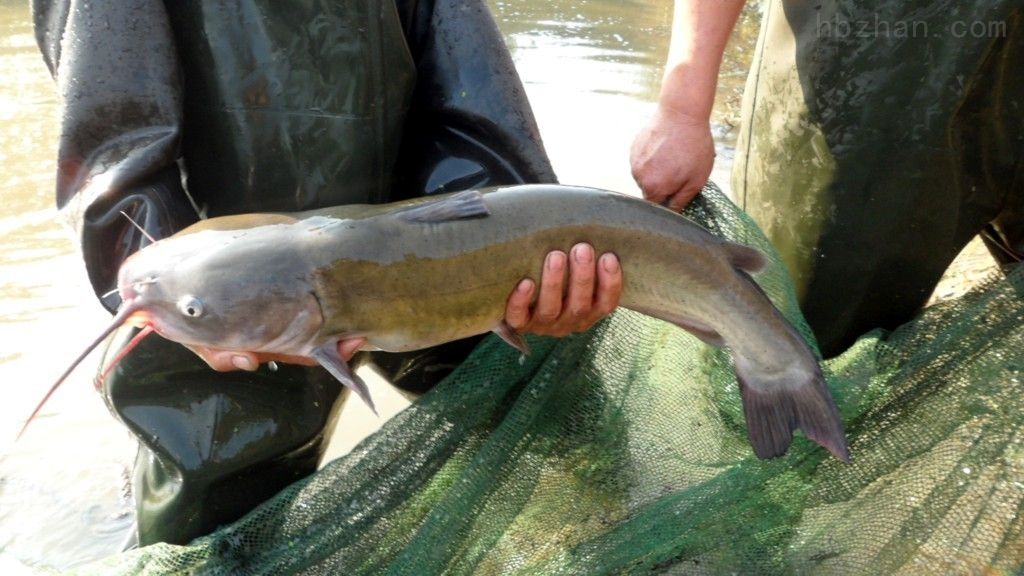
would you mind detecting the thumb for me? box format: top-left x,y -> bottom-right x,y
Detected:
338,338 -> 368,361
188,345 -> 259,372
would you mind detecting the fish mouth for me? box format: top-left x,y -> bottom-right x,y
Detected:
121,303 -> 153,328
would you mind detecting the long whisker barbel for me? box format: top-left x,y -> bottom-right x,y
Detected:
120,210 -> 157,243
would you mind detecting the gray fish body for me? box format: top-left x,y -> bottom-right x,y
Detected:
307,187 -> 783,356
113,184 -> 849,461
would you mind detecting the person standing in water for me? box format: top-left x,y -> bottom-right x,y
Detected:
632,0 -> 1022,357
32,0 -> 622,546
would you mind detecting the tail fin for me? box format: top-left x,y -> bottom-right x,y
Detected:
735,363 -> 850,462
723,268 -> 849,462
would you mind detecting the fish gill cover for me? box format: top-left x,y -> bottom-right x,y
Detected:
70,183 -> 1023,575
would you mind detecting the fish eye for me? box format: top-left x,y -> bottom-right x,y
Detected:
177,296 -> 205,318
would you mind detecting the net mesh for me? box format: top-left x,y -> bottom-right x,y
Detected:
70,184 -> 1023,575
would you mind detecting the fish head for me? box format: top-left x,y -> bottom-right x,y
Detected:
116,228 -> 325,355
19,224 -> 327,439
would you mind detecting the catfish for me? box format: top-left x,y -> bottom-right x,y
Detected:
24,185 -> 848,461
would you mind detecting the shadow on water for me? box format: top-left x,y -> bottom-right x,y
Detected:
0,0 -> 759,569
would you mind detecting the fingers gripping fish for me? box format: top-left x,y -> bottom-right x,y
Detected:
22,185 -> 849,462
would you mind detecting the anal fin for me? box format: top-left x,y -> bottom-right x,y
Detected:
312,343 -> 377,415
672,317 -> 726,347
632,305 -> 726,348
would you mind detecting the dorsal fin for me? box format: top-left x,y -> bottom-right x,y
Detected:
395,190 -> 490,223
723,241 -> 766,273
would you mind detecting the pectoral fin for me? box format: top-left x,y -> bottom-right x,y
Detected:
493,321 -> 530,355
312,343 -> 377,415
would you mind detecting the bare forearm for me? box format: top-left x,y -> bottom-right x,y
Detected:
630,0 -> 746,209
660,0 -> 746,119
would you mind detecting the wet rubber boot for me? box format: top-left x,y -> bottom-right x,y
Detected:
732,0 -> 1023,357
100,328 -> 343,546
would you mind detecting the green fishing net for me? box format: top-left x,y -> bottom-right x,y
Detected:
71,184 -> 1022,575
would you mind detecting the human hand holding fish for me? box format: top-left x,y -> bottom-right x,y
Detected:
631,107 -> 715,212
504,244 -> 622,338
